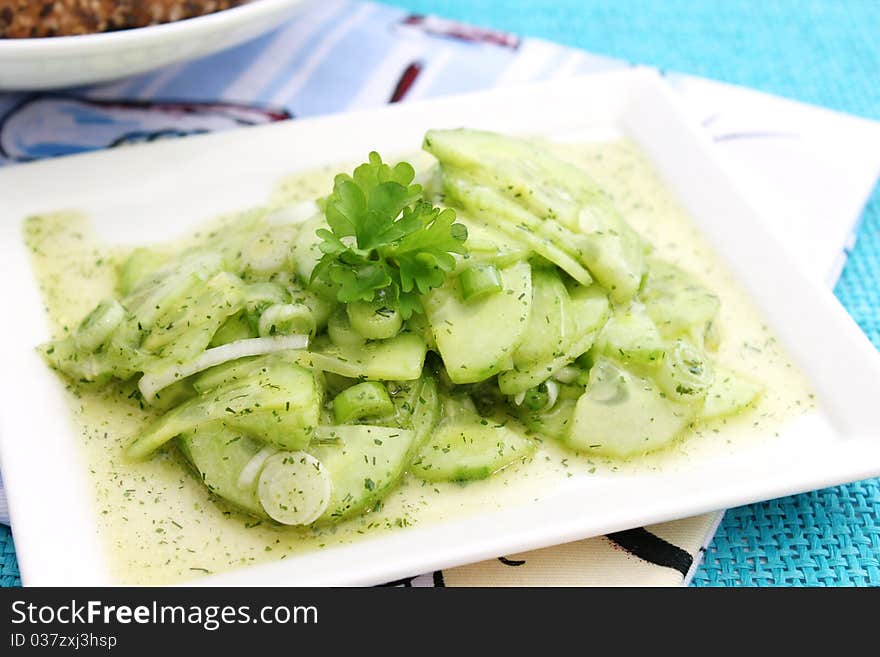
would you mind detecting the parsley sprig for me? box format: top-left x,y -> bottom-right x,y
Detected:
311,152 -> 468,318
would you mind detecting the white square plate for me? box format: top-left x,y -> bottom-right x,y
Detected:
2,69 -> 880,586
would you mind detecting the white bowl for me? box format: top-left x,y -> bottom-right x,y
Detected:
0,0 -> 311,91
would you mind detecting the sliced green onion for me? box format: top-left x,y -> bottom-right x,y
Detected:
346,300 -> 402,340
257,451 -> 331,526
522,383 -> 550,410
333,381 -> 394,424
459,264 -> 503,302
656,338 -> 714,401
258,303 -> 315,337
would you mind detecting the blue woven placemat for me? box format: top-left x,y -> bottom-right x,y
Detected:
1,0 -> 879,587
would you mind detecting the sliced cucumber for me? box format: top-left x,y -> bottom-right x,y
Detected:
426,128 -> 645,301
333,381 -> 395,424
178,423 -> 267,518
308,425 -> 415,522
408,376 -> 441,455
566,357 -> 697,458
74,298 -> 127,351
455,217 -> 530,270
521,398 -> 577,443
699,365 -> 763,420
300,333 -> 427,381
118,247 -> 169,296
239,225 -> 298,276
497,284 -> 610,394
511,268 -> 569,367
594,303 -> 666,365
425,128 -> 589,230
642,257 -> 720,345
127,361 -> 319,460
142,271 -> 245,360
122,250 -> 223,329
257,451 -> 331,526
327,308 -> 366,349
210,313 -> 257,347
368,376 -> 441,457
411,400 -> 535,482
424,261 -> 532,384
441,169 -> 594,286
140,335 -> 308,403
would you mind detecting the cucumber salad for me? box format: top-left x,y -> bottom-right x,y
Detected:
39,129 -> 763,528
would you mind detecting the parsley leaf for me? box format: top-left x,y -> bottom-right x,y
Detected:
311,152 -> 468,318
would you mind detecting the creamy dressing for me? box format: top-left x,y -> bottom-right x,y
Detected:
23,140 -> 814,584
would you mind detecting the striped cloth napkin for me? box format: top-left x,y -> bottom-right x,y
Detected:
1,0 -> 878,586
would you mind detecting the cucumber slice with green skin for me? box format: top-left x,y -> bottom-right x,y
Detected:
127,362 -> 319,460
699,365 -> 763,420
424,262 -> 532,384
257,451 -> 331,526
299,333 -> 427,381
210,313 -> 257,347
140,335 -> 308,402
142,271 -> 246,360
308,425 -> 415,523
426,129 -> 644,301
594,303 -> 666,365
441,169 -> 594,287
39,337 -> 115,385
567,357 -> 697,458
239,225 -> 299,276
118,248 -> 170,296
74,298 -> 127,351
327,308 -> 366,348
497,284 -> 610,394
425,128 -> 594,231
454,218 -> 530,271
641,258 -> 720,345
510,268 -> 569,368
193,354 -> 269,393
458,264 -> 503,301
333,381 -> 395,424
365,377 -> 440,456
294,288 -> 334,334
411,399 -> 536,482
149,378 -> 197,411
40,309 -> 144,384
122,250 -> 223,329
408,376 -> 441,455
178,423 -> 268,518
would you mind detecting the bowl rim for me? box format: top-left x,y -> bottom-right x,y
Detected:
0,0 -> 305,53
